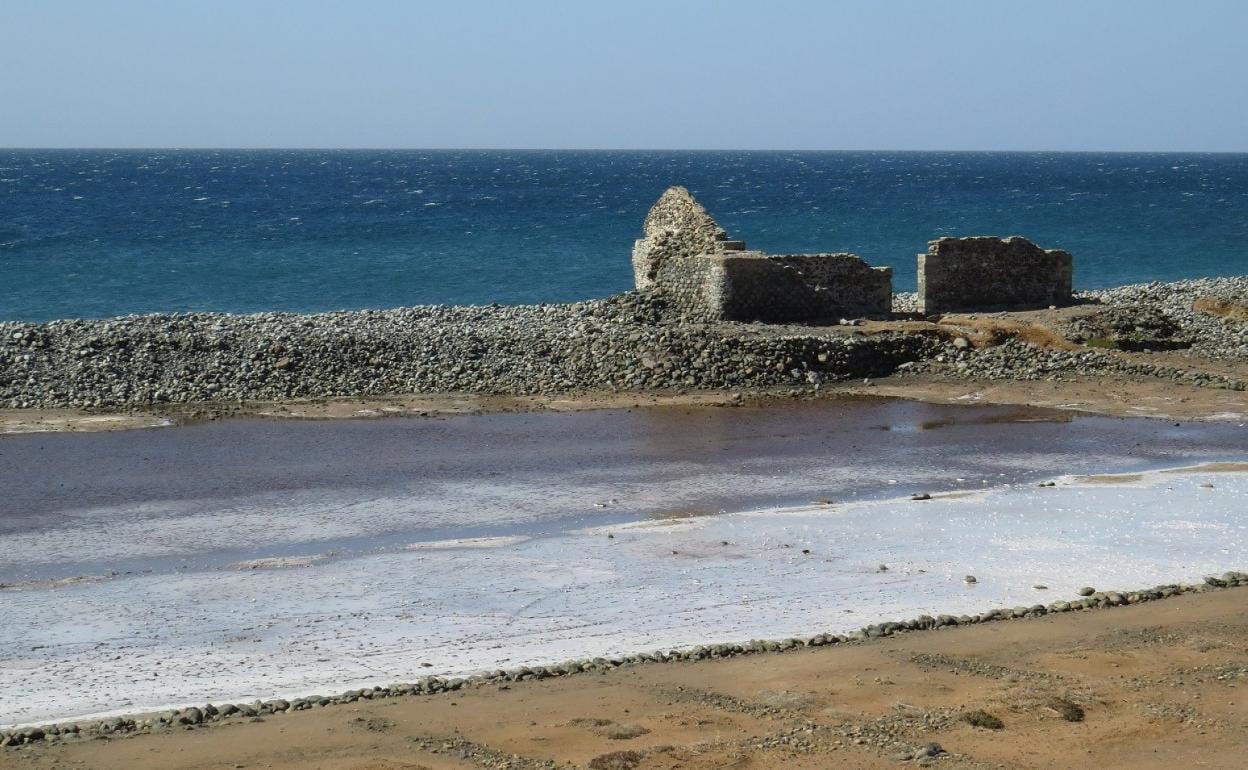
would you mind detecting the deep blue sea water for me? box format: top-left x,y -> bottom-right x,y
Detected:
2,150 -> 1247,322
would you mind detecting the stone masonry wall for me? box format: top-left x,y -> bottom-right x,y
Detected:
918,236 -> 1073,314
652,253 -> 727,323
637,188 -> 892,322
632,187 -> 737,290
715,253 -> 892,322
652,252 -> 892,323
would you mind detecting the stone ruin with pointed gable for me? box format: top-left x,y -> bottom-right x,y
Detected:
631,187 -> 893,322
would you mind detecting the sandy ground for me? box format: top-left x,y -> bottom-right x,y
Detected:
7,586 -> 1246,770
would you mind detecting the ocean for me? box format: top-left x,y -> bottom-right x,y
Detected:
2,149 -> 1247,322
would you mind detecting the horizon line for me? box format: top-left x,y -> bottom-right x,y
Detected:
3,146 -> 1248,155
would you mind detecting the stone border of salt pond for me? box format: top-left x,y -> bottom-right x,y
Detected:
4,571 -> 1247,749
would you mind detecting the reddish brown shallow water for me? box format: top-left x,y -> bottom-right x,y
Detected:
0,397 -> 1244,583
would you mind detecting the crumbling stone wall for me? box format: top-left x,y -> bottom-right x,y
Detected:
712,253 -> 891,323
632,187 -> 740,290
636,188 -> 892,322
917,236 -> 1072,314
651,253 -> 725,322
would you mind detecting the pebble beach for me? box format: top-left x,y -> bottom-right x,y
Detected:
3,276 -> 1248,411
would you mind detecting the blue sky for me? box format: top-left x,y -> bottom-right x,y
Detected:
2,0 -> 1245,151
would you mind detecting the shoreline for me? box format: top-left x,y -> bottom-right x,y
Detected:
5,368 -> 1248,437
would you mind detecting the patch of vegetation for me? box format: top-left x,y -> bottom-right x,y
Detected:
961,709 -> 1005,729
588,749 -> 645,770
569,718 -> 651,740
1047,697 -> 1086,722
1194,297 -> 1248,323
569,717 -> 615,727
1084,336 -> 1119,349
976,323 -> 1075,350
601,724 -> 650,740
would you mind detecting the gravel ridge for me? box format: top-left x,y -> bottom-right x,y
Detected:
3,276 -> 1247,410
0,293 -> 940,409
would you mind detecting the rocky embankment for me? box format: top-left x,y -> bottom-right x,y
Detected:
0,293 -> 940,409
2,276 -> 1247,410
913,276 -> 1248,389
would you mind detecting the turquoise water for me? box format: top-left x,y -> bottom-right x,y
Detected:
2,150 -> 1246,321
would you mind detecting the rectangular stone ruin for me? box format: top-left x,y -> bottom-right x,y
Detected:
917,236 -> 1072,315
632,187 -> 892,323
